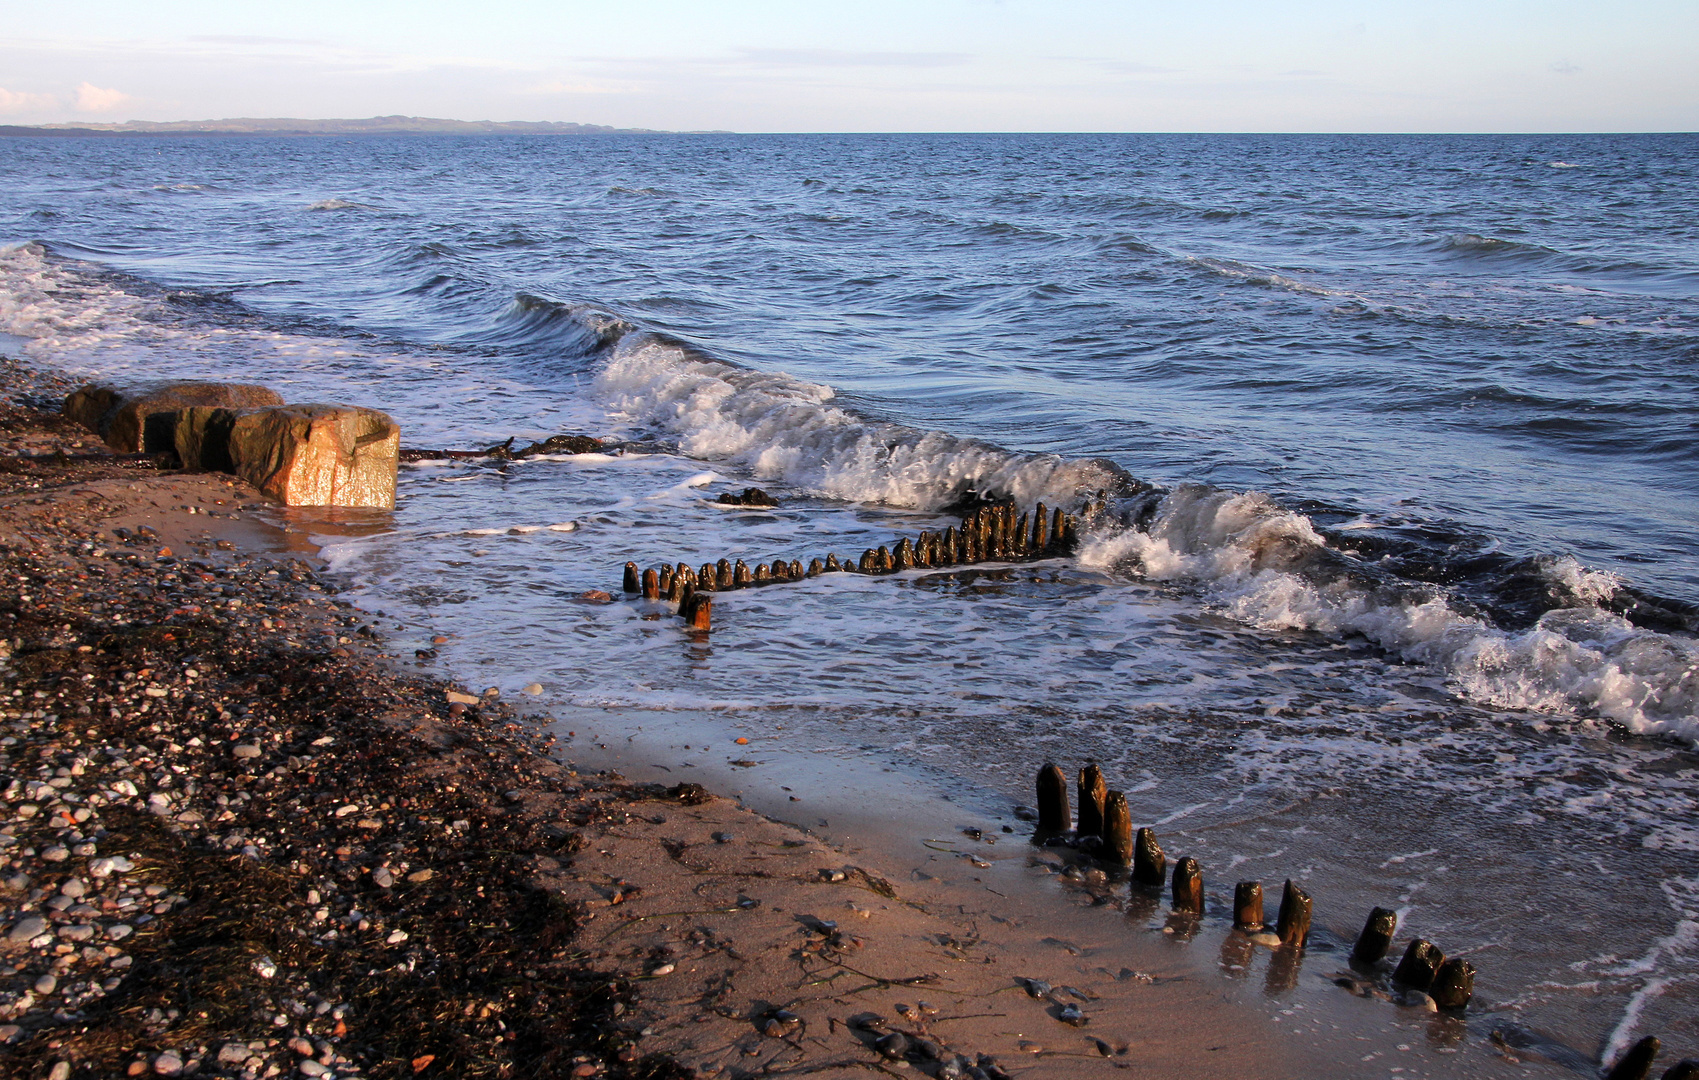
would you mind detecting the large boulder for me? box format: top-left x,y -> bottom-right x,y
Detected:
226,404 -> 400,509
63,382 -> 285,453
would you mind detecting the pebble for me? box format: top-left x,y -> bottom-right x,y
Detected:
34,973 -> 57,994
60,877 -> 87,898
7,915 -> 48,942
523,683 -> 544,695
386,929 -> 409,944
289,1037 -> 316,1057
86,855 -> 134,877
371,867 -> 395,888
406,869 -> 435,883
49,1062 -> 71,1080
58,923 -> 95,941
875,1032 -> 909,1060
233,743 -> 263,759
108,923 -> 135,940
0,1025 -> 20,1043
649,962 -> 675,976
153,1052 -> 184,1075
217,1044 -> 253,1065
41,844 -> 69,862
445,690 -> 479,706
297,1062 -> 329,1077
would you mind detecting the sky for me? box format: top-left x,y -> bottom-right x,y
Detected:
1,0 -> 1695,133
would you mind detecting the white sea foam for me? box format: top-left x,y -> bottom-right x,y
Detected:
593,336 -> 1124,510
1078,484 -> 1699,737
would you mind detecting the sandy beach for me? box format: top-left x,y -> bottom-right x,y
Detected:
0,354 -> 1664,1080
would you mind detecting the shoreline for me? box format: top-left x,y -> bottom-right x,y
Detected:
0,355 -> 1639,1079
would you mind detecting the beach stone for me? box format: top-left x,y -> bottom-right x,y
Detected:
0,1026 -> 20,1044
523,683 -> 544,695
33,973 -> 57,994
108,923 -> 135,940
232,743 -> 263,760
48,1062 -> 71,1080
59,923 -> 96,942
406,869 -> 435,883
216,1044 -> 253,1066
227,403 -> 400,508
42,844 -> 69,862
152,1052 -> 184,1075
446,690 -> 479,706
60,878 -> 86,898
371,867 -> 394,888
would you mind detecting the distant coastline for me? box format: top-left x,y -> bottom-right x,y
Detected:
0,114 -> 728,137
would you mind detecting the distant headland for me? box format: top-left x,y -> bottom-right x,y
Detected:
0,115 -> 726,137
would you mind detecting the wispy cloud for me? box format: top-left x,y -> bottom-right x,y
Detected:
735,48 -> 970,69
187,35 -> 325,47
1550,60 -> 1582,74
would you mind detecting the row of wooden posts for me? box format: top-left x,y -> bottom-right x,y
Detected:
618,501 -> 1086,632
1037,762 -> 1476,1011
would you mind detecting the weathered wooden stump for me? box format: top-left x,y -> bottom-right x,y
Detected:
807,558 -> 823,577
1234,881 -> 1263,930
1036,763 -> 1070,833
1132,827 -> 1166,888
1392,939 -> 1444,990
824,554 -> 842,572
683,593 -> 712,631
1351,907 -> 1398,965
641,568 -> 660,601
1171,856 -> 1203,914
734,560 -> 752,588
1102,792 -> 1133,865
1076,764 -> 1107,837
1032,503 -> 1049,552
1428,958 -> 1474,1010
1605,1036 -> 1661,1080
1658,1059 -> 1698,1080
623,562 -> 640,594
1275,880 -> 1312,947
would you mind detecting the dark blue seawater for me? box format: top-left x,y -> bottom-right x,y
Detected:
4,133 -> 1699,1063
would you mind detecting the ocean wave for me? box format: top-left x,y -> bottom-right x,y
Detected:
307,198 -> 383,212
1078,485 -> 1699,737
592,334 -> 1133,510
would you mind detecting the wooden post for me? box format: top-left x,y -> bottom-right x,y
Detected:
698,564 -> 717,591
893,538 -> 913,570
717,558 -> 734,590
789,559 -> 803,579
683,593 -> 712,631
733,560 -> 751,588
667,573 -> 687,603
859,549 -> 877,574
754,563 -> 772,585
1032,503 -> 1048,552
1604,1036 -> 1660,1080
657,566 -> 673,594
623,562 -> 640,594
1076,764 -> 1107,837
1171,856 -> 1203,914
1036,763 -> 1070,833
1049,508 -> 1066,554
1352,907 -> 1398,965
1428,958 -> 1474,1010
1015,512 -> 1030,554
1657,1058 -> 1698,1080
1233,881 -> 1263,930
1276,880 -> 1312,947
807,558 -> 823,577
641,568 -> 660,601
1392,939 -> 1444,990
1102,791 -> 1133,865
1132,827 -> 1166,888
941,527 -> 958,565
824,554 -> 841,572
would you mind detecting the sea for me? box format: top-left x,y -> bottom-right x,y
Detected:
1,132 -> 1696,1066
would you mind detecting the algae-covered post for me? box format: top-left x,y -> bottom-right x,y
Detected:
1036,763 -> 1070,833
1171,856 -> 1203,914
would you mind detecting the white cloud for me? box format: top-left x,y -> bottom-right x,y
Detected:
0,87 -> 57,114
74,81 -> 130,112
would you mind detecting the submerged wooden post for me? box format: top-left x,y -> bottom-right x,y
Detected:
1276,880 -> 1312,947
623,562 -> 640,594
698,563 -> 716,591
1171,856 -> 1203,914
941,527 -> 958,565
1032,502 -> 1048,551
1132,827 -> 1166,888
641,568 -> 660,601
1036,763 -> 1070,833
657,566 -> 673,594
1233,881 -> 1263,930
1049,508 -> 1066,554
683,593 -> 712,631
1604,1036 -> 1660,1080
1102,791 -> 1133,865
1428,958 -> 1474,1010
1392,940 -> 1444,990
807,558 -> 823,577
1076,764 -> 1107,837
1352,907 -> 1398,965
824,554 -> 841,572
734,560 -> 752,588
667,573 -> 688,603
1657,1058 -> 1697,1080
717,559 -> 734,590
859,549 -> 878,574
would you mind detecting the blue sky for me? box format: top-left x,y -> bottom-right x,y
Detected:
2,0 -> 1694,131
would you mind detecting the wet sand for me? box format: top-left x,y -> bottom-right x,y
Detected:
0,356 -> 1608,1079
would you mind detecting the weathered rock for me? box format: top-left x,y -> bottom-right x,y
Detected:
64,381 -> 285,453
1606,1036 -> 1660,1080
717,487 -> 778,507
515,433 -> 602,457
226,404 -> 399,508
